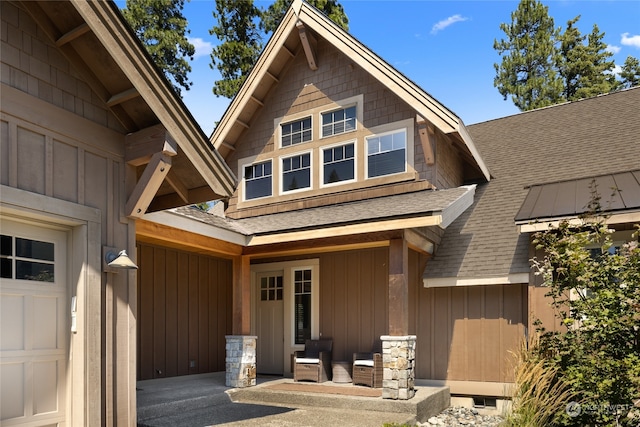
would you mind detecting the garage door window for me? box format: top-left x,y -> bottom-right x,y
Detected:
1,234 -> 55,282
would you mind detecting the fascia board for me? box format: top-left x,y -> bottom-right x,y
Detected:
517,210 -> 640,233
439,185 -> 477,229
424,273 -> 530,288
456,123 -> 491,182
72,2 -> 236,198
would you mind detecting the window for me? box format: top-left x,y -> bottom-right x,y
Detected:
366,129 -> 407,178
244,160 -> 272,200
282,153 -> 311,192
294,269 -> 312,345
321,106 -> 356,137
323,143 -> 355,185
281,116 -> 312,147
0,234 -> 55,282
260,275 -> 283,301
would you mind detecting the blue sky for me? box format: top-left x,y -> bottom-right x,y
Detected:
131,1 -> 640,135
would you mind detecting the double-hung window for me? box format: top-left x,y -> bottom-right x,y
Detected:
321,106 -> 356,137
282,153 -> 311,192
281,116 -> 312,147
322,142 -> 355,185
366,129 -> 407,178
244,160 -> 272,200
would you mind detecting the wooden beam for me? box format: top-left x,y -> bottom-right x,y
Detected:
388,238 -> 409,336
125,124 -> 178,166
106,87 -> 140,107
418,121 -> 435,165
125,152 -> 172,218
55,23 -> 90,46
136,219 -> 243,257
147,185 -> 219,213
282,45 -> 296,58
250,95 -> 264,107
296,21 -> 318,71
232,255 -> 251,335
405,229 -> 435,255
165,168 -> 189,204
221,141 -> 236,151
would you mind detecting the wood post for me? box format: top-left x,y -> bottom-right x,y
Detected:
232,255 -> 251,335
388,238 -> 409,336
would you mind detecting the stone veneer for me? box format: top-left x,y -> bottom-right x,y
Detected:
225,335 -> 257,388
381,335 -> 416,400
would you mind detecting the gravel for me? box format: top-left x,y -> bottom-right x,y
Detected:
418,406 -> 504,427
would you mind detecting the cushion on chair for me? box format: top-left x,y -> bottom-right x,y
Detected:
296,357 -> 320,364
353,359 -> 375,367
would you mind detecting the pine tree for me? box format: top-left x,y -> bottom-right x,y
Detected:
571,24 -> 616,100
210,0 -> 349,100
261,0 -> 349,34
493,0 -> 564,111
619,56 -> 640,89
556,16 -> 587,101
122,0 -> 194,96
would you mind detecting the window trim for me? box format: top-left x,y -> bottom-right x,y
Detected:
320,139 -> 357,188
365,127 -> 408,179
242,158 -> 273,202
279,150 -> 313,195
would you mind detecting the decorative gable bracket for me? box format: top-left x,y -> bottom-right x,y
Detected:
124,125 -> 180,218
296,21 -> 318,70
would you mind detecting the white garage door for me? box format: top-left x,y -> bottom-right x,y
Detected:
1,218 -> 68,427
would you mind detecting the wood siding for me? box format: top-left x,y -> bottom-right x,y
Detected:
414,283 -> 527,383
136,242 -> 232,380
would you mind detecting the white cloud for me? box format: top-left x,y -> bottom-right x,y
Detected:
610,64 -> 622,77
430,15 -> 469,35
188,37 -> 213,59
621,33 -> 640,48
606,44 -> 621,54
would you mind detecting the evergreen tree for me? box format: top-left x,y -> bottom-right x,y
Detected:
571,24 -> 616,100
122,0 -> 194,96
209,0 -> 263,99
556,16 -> 586,101
210,0 -> 349,99
261,0 -> 349,34
493,0 -> 564,111
619,56 -> 640,89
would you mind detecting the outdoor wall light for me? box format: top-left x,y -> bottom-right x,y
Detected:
103,246 -> 138,271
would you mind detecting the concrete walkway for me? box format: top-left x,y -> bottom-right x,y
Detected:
137,372 -> 450,427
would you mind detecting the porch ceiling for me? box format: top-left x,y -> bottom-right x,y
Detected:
19,1 -> 236,215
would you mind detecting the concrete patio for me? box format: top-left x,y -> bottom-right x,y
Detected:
137,372 -> 450,426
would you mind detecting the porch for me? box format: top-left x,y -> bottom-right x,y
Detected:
137,372 -> 450,426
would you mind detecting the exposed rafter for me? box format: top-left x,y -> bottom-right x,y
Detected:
106,87 -> 140,107
55,23 -> 89,46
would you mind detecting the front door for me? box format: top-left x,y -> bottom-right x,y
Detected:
255,271 -> 284,374
0,218 -> 68,427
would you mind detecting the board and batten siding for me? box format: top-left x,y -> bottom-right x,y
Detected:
136,242 -> 233,380
414,283 -> 527,383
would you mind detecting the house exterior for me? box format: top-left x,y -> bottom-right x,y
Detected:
0,1 -> 235,426
2,0 -> 639,425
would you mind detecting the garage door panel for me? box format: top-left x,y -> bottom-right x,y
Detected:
0,362 -> 25,420
33,360 -> 59,415
32,296 -> 59,350
1,295 -> 24,351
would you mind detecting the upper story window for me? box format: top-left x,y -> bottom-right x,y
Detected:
322,142 -> 355,185
281,116 -> 312,147
282,152 -> 311,193
321,106 -> 356,138
366,129 -> 407,178
244,160 -> 272,200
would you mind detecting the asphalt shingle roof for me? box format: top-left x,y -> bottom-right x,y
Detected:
425,87 -> 640,279
175,186 -> 471,236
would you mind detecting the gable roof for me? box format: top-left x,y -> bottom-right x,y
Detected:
424,87 -> 640,285
18,1 -> 235,209
209,0 -> 490,182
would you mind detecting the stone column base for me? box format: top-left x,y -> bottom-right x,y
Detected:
225,335 -> 257,388
381,335 -> 416,400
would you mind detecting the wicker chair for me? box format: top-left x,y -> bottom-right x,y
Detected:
352,348 -> 383,388
293,339 -> 332,383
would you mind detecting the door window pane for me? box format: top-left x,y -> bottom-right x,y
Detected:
294,269 -> 312,344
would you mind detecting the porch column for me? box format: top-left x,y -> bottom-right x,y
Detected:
232,255 -> 251,335
225,335 -> 257,387
383,238 -> 415,399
